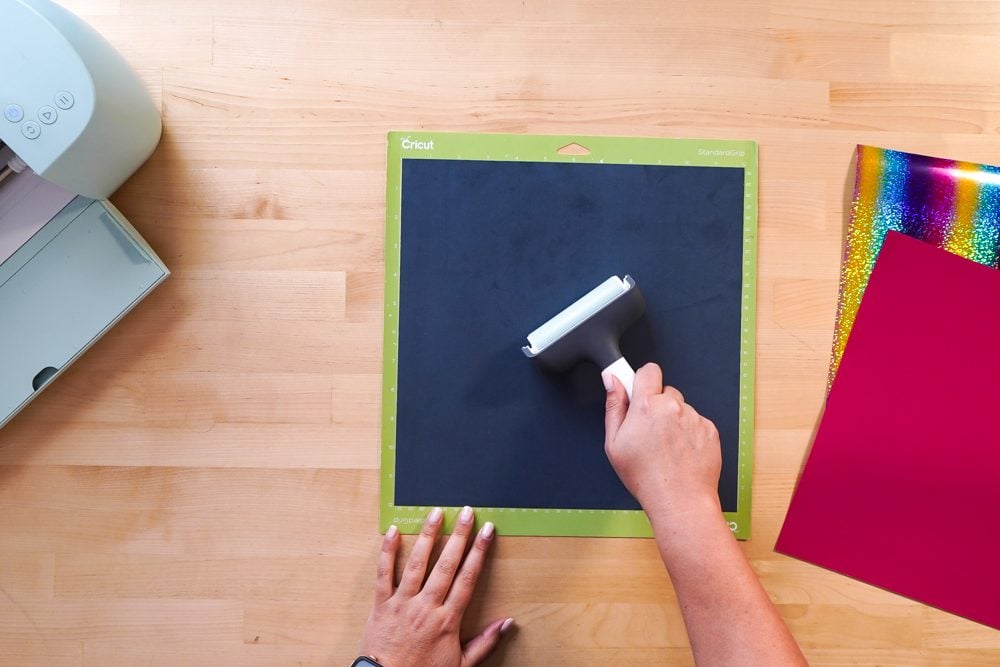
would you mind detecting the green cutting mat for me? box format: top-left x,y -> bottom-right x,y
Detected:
381,132 -> 758,539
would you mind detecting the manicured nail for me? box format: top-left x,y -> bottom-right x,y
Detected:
601,371 -> 614,391
500,617 -> 515,634
481,521 -> 495,539
386,524 -> 398,539
459,506 -> 474,523
428,507 -> 443,523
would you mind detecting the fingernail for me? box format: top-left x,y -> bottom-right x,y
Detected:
459,505 -> 473,523
500,617 -> 515,634
601,371 -> 614,391
481,521 -> 495,538
428,507 -> 443,523
386,524 -> 398,539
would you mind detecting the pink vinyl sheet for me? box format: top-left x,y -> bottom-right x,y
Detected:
776,231 -> 1000,630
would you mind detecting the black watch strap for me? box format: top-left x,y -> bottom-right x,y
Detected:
351,657 -> 384,667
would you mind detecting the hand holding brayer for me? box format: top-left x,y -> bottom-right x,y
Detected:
604,363 -> 807,667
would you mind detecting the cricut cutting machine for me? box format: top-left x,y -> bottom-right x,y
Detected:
0,0 -> 168,427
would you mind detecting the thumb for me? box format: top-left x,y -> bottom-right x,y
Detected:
603,372 -> 629,441
462,617 -> 514,666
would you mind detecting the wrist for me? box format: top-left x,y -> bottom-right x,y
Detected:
647,493 -> 732,563
639,485 -> 721,530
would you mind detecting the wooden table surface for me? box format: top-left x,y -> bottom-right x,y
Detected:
3,1 -> 1000,665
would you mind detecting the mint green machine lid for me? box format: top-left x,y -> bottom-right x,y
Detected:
0,197 -> 168,426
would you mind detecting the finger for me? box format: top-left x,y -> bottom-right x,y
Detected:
702,416 -> 720,443
422,505 -> 476,603
661,385 -> 684,406
603,373 -> 629,441
397,507 -> 443,597
445,521 -> 495,613
632,363 -> 664,401
374,524 -> 400,604
462,617 -> 514,667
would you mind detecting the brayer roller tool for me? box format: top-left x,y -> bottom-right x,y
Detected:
522,275 -> 646,399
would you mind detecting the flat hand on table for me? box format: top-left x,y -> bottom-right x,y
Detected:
361,506 -> 514,667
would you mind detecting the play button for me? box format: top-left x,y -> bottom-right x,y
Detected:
38,106 -> 57,124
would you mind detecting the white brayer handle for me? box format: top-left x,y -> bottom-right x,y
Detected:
603,357 -> 635,400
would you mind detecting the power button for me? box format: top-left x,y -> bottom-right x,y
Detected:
4,104 -> 24,123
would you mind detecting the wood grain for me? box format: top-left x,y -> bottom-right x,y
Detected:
1,1 -> 998,664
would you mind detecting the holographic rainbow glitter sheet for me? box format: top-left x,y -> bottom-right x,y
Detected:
831,145 -> 1000,383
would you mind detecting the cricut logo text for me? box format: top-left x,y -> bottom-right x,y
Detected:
401,137 -> 434,150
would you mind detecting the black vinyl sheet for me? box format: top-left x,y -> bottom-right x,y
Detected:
394,159 -> 745,512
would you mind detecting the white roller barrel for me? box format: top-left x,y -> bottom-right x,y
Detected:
525,276 -> 628,353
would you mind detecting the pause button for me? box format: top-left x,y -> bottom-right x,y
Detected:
54,91 -> 75,110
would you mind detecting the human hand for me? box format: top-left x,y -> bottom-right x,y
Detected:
360,506 -> 514,667
602,363 -> 722,524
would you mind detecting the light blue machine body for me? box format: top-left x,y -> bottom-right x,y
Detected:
0,0 -> 168,427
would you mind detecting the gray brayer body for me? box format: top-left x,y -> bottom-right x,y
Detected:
522,275 -> 646,399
